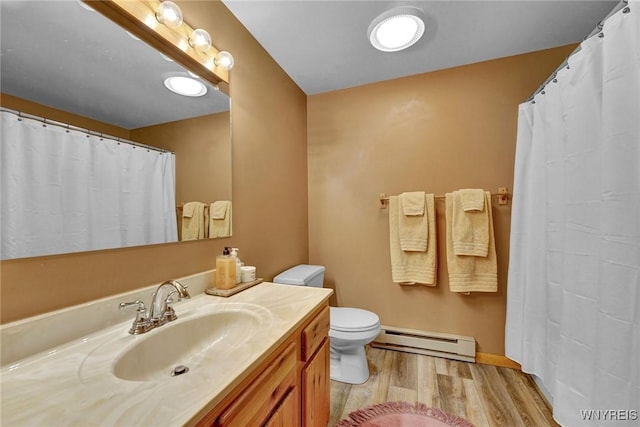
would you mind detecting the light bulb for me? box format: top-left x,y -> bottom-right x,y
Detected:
214,51 -> 234,71
189,29 -> 212,51
155,1 -> 183,28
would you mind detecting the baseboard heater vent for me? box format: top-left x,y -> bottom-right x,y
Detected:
371,325 -> 476,363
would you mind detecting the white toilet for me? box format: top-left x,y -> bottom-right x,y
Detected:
273,265 -> 381,384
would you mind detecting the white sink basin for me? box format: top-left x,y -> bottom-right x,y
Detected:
79,302 -> 272,383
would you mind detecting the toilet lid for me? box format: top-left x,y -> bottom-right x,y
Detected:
330,307 -> 380,332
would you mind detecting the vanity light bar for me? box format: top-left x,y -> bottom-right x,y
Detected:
86,0 -> 231,85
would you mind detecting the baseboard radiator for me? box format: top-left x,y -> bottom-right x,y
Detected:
371,325 -> 476,363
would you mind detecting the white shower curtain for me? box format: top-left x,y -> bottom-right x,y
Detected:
506,3 -> 639,426
0,111 -> 178,259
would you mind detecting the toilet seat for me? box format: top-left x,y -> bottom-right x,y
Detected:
330,307 -> 380,333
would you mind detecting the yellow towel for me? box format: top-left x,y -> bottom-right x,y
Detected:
182,203 -> 195,218
181,202 -> 205,241
389,195 -> 437,286
459,188 -> 485,212
400,191 -> 425,216
210,200 -> 229,219
445,192 -> 497,293
452,190 -> 489,257
399,192 -> 429,252
209,201 -> 232,238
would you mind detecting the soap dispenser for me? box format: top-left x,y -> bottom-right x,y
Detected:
216,246 -> 236,289
230,248 -> 242,284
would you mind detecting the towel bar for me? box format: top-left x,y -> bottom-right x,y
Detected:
379,188 -> 510,209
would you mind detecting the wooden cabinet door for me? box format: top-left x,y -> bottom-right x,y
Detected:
263,388 -> 296,427
302,339 -> 330,427
217,343 -> 296,427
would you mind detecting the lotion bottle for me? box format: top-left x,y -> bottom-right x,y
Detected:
216,247 -> 236,289
230,248 -> 242,284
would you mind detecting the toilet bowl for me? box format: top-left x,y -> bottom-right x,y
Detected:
273,265 -> 381,385
329,307 -> 381,384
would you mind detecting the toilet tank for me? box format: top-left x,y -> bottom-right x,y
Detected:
273,265 -> 325,288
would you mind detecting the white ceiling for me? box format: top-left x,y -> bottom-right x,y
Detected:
222,0 -> 618,95
0,0 -> 619,125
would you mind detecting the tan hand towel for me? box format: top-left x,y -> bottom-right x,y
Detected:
209,201 -> 232,238
210,200 -> 229,219
389,195 -> 437,286
452,190 -> 489,257
400,191 -> 426,216
181,202 -> 205,241
182,203 -> 195,218
445,192 -> 497,293
399,192 -> 429,252
459,188 -> 485,212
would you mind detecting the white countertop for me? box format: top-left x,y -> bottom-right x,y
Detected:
1,282 -> 332,426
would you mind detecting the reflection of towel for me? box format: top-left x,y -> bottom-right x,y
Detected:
181,202 -> 205,241
209,201 -> 232,238
459,188 -> 485,212
400,191 -> 425,216
445,192 -> 497,293
182,203 -> 195,217
399,192 -> 429,252
389,196 -> 437,286
210,200 -> 229,219
452,190 -> 489,257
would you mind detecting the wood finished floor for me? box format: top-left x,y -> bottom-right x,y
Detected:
329,347 -> 558,427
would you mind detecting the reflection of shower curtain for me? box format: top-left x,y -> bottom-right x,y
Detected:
506,3 -> 639,426
0,111 -> 178,259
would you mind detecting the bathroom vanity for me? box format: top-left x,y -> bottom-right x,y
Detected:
0,273 -> 332,426
196,301 -> 330,426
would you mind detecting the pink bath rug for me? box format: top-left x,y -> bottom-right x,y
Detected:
335,401 -> 475,427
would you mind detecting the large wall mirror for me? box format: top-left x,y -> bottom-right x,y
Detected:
0,1 -> 232,260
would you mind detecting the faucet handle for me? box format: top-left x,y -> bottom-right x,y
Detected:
119,300 -> 153,335
163,293 -> 178,322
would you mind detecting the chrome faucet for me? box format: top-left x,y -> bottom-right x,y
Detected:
119,280 -> 190,334
149,280 -> 191,327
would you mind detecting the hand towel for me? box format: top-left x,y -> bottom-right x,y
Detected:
452,190 -> 490,257
209,201 -> 232,238
182,203 -> 195,218
210,200 -> 229,220
459,188 -> 485,212
445,192 -> 497,293
400,191 -> 426,216
399,192 -> 429,252
181,202 -> 205,241
389,195 -> 437,286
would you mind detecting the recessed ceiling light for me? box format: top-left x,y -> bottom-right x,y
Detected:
368,7 -> 426,52
164,76 -> 207,97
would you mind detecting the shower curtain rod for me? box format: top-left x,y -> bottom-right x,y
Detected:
526,0 -> 630,102
0,107 -> 174,154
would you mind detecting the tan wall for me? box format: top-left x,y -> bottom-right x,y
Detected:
0,0 -> 309,323
307,45 -> 575,355
131,112 -> 232,205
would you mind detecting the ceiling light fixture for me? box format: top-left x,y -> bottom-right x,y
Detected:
214,51 -> 235,71
189,29 -> 212,51
164,76 -> 207,97
368,7 -> 425,52
155,1 -> 183,28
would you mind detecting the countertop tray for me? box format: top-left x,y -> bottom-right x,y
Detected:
205,278 -> 264,297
